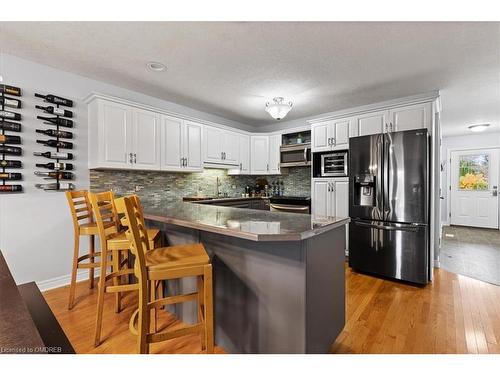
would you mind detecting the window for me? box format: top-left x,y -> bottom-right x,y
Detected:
459,154 -> 489,190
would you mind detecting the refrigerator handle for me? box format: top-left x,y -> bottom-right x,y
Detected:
383,134 -> 391,221
376,136 -> 384,220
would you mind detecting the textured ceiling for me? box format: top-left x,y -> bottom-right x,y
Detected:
0,22 -> 498,135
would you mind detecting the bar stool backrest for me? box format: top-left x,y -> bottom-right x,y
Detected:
88,191 -> 120,246
66,191 -> 94,232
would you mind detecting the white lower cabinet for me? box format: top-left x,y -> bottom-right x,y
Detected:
161,116 -> 202,172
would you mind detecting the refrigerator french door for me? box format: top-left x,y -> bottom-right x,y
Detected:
348,129 -> 430,284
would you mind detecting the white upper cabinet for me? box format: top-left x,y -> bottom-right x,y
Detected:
389,102 -> 432,132
268,134 -> 281,174
160,116 -> 202,172
312,117 -> 354,152
203,125 -> 239,166
355,110 -> 387,137
97,100 -> 132,168
250,136 -> 269,174
227,134 -> 250,175
132,109 -> 161,170
183,121 -> 203,171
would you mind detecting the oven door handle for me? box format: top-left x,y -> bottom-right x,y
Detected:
270,203 -> 310,212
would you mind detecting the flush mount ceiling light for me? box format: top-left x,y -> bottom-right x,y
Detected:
265,97 -> 293,120
147,61 -> 166,72
468,123 -> 490,132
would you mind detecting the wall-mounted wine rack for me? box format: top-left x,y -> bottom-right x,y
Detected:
0,84 -> 23,193
34,92 -> 75,191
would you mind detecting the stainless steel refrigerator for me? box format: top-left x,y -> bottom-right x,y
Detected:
348,129 -> 430,284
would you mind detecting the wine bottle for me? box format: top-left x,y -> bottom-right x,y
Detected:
0,97 -> 22,109
36,129 -> 73,139
0,110 -> 21,121
0,135 -> 21,144
0,84 -> 21,97
34,171 -> 74,180
0,120 -> 22,132
0,160 -> 22,168
35,93 -> 73,107
35,182 -> 75,191
37,139 -> 73,149
35,105 -> 73,118
0,185 -> 22,192
36,162 -> 74,170
33,151 -> 73,160
37,116 -> 73,128
0,145 -> 22,155
0,172 -> 22,180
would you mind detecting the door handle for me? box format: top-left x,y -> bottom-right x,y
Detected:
493,186 -> 498,196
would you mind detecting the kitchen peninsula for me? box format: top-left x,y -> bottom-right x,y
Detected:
144,201 -> 349,353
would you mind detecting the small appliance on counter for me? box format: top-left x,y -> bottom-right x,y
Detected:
269,196 -> 311,214
312,150 -> 348,177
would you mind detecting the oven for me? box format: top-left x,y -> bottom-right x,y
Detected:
320,150 -> 348,177
269,196 -> 311,214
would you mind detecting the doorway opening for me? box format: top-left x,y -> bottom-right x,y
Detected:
441,148 -> 500,285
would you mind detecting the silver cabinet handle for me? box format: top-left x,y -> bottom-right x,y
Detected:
327,137 -> 331,146
133,153 -> 137,164
129,152 -> 134,164
493,185 -> 498,197
221,152 -> 223,160
239,162 -> 242,170
332,137 -> 336,146
389,122 -> 393,132
267,164 -> 269,171
180,157 -> 184,166
328,182 -> 331,192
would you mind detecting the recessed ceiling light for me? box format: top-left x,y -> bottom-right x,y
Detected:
468,123 -> 490,132
147,61 -> 166,72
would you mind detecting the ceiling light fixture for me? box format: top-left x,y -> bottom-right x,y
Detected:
468,123 -> 490,132
265,97 -> 293,120
147,61 -> 166,72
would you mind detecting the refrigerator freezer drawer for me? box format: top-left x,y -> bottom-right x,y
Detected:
348,220 -> 429,284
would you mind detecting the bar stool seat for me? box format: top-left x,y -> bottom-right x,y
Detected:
107,229 -> 161,251
145,243 -> 209,270
79,222 -> 99,236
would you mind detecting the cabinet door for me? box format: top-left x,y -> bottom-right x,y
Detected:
268,134 -> 281,174
204,125 -> 223,164
184,121 -> 203,171
132,109 -> 160,170
333,117 -> 352,150
250,136 -> 269,174
222,130 -> 240,165
355,110 -> 387,136
333,180 -> 349,218
239,134 -> 250,173
312,121 -> 331,152
161,115 -> 183,171
312,179 -> 330,217
99,100 -> 132,168
389,102 -> 432,132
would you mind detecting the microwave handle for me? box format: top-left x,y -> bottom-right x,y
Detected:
304,147 -> 308,163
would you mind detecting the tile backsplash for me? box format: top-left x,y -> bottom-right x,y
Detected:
90,167 -> 311,203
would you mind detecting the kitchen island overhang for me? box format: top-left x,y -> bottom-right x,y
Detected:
143,202 -> 349,354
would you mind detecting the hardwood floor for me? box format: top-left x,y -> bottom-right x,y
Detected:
43,266 -> 500,354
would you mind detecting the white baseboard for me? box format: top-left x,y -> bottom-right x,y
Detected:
36,269 -> 101,292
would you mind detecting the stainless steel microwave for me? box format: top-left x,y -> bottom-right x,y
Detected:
280,143 -> 311,168
320,150 -> 348,177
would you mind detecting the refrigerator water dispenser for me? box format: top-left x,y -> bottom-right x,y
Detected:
353,174 -> 375,206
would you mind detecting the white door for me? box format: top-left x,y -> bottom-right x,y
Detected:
239,134 -> 250,173
333,179 -> 349,218
450,149 -> 499,229
389,102 -> 432,132
312,179 -> 331,217
132,109 -> 160,170
268,134 -> 281,174
204,126 -> 223,164
184,121 -> 203,171
251,136 -> 269,174
312,121 -> 331,152
332,118 -> 351,150
161,115 -> 183,171
355,110 -> 387,136
222,130 -> 239,165
99,100 -> 131,168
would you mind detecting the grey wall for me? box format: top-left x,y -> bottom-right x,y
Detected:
90,167 -> 311,203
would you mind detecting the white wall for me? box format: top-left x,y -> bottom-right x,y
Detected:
440,132 -> 500,224
0,53 -> 251,287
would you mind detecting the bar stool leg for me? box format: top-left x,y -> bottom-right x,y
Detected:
197,275 -> 206,350
203,264 -> 214,354
138,282 -> 150,354
89,235 -> 95,289
68,234 -> 80,310
94,251 -> 108,347
112,249 -> 122,313
150,280 -> 157,333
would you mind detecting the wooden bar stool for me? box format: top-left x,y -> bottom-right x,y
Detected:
66,191 -> 100,310
115,195 -> 214,354
89,191 -> 162,347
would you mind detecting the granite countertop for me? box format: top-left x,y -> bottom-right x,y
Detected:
143,201 -> 349,242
